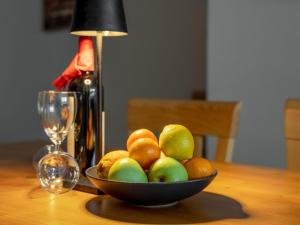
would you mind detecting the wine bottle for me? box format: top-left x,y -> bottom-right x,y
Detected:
66,71 -> 101,176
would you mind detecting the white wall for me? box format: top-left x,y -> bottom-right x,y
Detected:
207,1 -> 300,168
0,1 -> 206,151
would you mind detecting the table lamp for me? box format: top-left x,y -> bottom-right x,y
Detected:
69,0 -> 128,193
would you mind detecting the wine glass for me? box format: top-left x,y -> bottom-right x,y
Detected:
37,91 -> 79,194
37,91 -> 77,151
38,151 -> 79,194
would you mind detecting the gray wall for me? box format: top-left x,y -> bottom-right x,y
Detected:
0,0 -> 206,151
207,1 -> 300,168
0,0 -> 76,142
105,0 -> 206,149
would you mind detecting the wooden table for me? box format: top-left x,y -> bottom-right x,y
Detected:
1,141 -> 300,225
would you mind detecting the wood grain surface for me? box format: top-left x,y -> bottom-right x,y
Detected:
0,141 -> 300,225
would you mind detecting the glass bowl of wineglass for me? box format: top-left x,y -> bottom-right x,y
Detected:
37,91 -> 80,194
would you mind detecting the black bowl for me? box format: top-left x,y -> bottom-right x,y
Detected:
86,166 -> 217,207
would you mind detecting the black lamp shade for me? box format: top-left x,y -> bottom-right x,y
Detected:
71,0 -> 128,37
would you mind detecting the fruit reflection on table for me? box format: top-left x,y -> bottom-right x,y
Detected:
96,124 -> 215,183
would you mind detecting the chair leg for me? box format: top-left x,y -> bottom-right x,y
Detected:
215,138 -> 234,162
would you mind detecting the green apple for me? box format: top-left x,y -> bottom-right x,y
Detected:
108,158 -> 148,183
159,124 -> 194,160
148,157 -> 188,182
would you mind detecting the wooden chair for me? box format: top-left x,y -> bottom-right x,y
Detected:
284,99 -> 300,170
128,99 -> 242,162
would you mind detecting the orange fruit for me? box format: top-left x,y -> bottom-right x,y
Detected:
184,157 -> 214,179
96,150 -> 129,178
127,129 -> 158,149
128,138 -> 161,169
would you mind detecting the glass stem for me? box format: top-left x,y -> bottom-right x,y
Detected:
55,143 -> 61,152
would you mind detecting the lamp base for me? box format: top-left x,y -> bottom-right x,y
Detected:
74,176 -> 104,195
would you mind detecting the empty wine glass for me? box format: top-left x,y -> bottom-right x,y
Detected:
37,91 -> 77,151
37,91 -> 79,194
38,151 -> 79,194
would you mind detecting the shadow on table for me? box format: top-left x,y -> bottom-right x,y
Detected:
85,191 -> 249,224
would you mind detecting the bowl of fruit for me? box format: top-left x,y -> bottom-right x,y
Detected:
86,124 -> 217,207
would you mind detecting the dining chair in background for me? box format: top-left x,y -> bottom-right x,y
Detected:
128,99 -> 242,162
284,99 -> 300,171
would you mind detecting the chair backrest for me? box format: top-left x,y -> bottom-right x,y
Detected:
128,99 -> 242,162
284,99 -> 300,170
